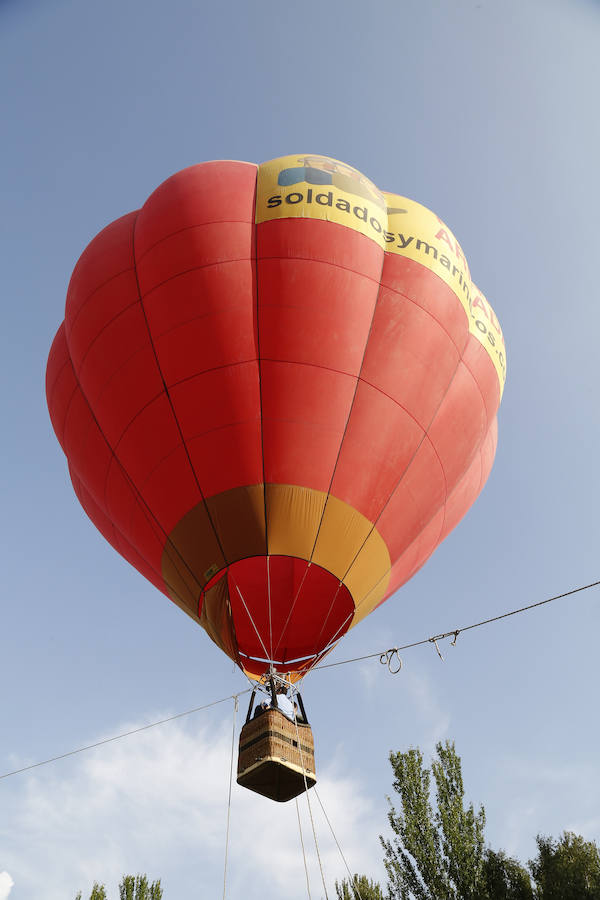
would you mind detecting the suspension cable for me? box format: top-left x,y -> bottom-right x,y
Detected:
222,695 -> 238,900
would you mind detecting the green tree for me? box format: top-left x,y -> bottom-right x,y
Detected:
75,874 -> 162,900
381,741 -> 486,900
529,831 -> 600,899
482,849 -> 533,900
75,884 -> 107,900
335,873 -> 384,899
119,874 -> 162,900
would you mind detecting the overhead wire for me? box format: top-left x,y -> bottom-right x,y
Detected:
2,579 -> 597,783
312,579 -> 600,673
0,690 -> 250,782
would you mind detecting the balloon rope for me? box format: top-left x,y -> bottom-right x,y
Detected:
230,573 -> 271,663
293,713 -> 328,900
312,579 -> 600,672
313,787 -> 365,900
267,555 -> 273,662
295,796 -> 312,900
222,695 -> 238,900
0,690 -> 250,781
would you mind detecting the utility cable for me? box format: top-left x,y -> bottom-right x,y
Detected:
0,690 -> 250,782
312,579 -> 600,673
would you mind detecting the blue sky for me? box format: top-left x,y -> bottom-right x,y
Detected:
1,0 -> 599,897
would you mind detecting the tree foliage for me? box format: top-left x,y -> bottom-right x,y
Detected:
335,873 -> 385,900
119,874 -> 162,900
381,741 -> 486,900
75,885 -> 107,900
75,874 -> 162,900
529,832 -> 600,899
482,849 -> 533,900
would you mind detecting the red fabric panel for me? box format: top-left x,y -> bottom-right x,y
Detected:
216,556 -> 354,670
149,266 -> 256,387
141,262 -> 253,340
90,344 -> 164,447
187,422 -> 263,496
135,160 -> 259,501
426,360 -> 487,490
379,255 -> 467,351
134,161 -> 257,259
136,222 -> 252,296
46,324 -> 76,451
260,360 -> 355,491
375,436 -> 446,562
114,393 -> 185,487
170,363 -> 262,495
330,381 -> 425,522
257,218 -> 383,493
381,418 -> 498,603
75,303 -> 152,409
258,256 -> 377,374
137,445 -> 205,535
384,508 -> 445,599
361,278 -> 462,428
440,418 -> 498,542
258,217 -> 382,276
462,334 -> 501,429
71,467 -> 167,597
65,213 -> 138,331
67,270 -> 140,376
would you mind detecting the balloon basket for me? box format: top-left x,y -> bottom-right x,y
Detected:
237,708 -> 316,802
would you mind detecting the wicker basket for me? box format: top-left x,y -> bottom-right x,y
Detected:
237,708 -> 316,802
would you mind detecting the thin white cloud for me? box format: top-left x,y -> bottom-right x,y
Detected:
486,758 -> 600,862
402,668 -> 451,748
0,872 -> 14,900
2,716 -> 385,900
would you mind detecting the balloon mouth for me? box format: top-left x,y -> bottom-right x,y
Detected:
198,555 -> 355,678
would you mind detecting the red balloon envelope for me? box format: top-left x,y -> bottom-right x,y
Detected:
46,154 -> 506,680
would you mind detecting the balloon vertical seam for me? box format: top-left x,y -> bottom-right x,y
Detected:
129,209 -> 230,570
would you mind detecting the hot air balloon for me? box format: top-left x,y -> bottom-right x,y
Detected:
46,154 -> 505,800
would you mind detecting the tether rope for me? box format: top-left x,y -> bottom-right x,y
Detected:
4,580 -> 596,782
312,579 -> 600,672
314,787 -> 364,900
292,710 -> 329,900
0,690 -> 250,781
222,695 -> 238,900
296,795 -> 312,899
